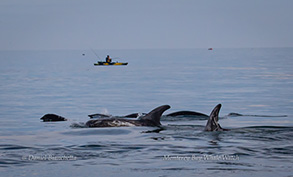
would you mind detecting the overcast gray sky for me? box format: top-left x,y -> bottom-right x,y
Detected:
0,0 -> 292,50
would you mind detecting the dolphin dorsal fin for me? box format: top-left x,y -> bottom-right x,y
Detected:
140,105 -> 170,126
204,104 -> 222,131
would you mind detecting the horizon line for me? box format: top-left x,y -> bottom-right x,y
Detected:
1,46 -> 293,52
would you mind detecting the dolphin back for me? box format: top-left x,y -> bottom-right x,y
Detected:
204,104 -> 223,131
140,105 -> 171,126
166,111 -> 208,117
40,114 -> 67,122
88,113 -> 111,118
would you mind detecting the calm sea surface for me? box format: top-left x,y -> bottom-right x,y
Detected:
0,48 -> 292,176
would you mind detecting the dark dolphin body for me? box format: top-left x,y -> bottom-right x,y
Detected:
88,113 -> 111,118
204,104 -> 229,131
86,105 -> 170,127
40,114 -> 67,122
166,111 -> 208,117
88,113 -> 147,119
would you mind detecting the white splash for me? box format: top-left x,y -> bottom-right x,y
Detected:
101,108 -> 111,116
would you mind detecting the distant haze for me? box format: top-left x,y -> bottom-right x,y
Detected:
1,0 -> 292,50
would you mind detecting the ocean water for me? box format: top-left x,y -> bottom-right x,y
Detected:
0,48 -> 292,176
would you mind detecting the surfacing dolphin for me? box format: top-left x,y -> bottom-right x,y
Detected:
166,111 -> 208,117
86,105 -> 170,127
88,113 -> 111,118
88,112 -> 147,119
204,104 -> 229,131
40,114 -> 67,122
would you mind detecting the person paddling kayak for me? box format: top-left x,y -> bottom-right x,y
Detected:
105,55 -> 112,63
